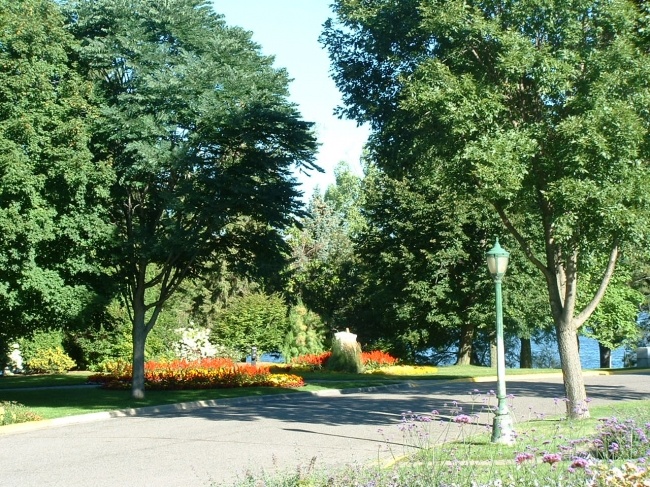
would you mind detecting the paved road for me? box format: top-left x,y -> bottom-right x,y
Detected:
1,371 -> 649,487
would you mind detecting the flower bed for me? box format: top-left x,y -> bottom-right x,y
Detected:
88,358 -> 304,390
361,350 -> 398,370
290,350 -> 398,371
290,351 -> 332,369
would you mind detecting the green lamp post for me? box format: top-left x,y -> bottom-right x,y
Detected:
486,238 -> 515,445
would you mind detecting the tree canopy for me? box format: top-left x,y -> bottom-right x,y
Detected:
0,0 -> 112,350
323,0 -> 650,418
64,0 -> 318,397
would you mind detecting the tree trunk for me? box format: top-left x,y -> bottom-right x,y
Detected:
599,342 -> 612,369
490,340 -> 497,368
456,322 -> 474,365
556,323 -> 590,419
519,337 -> 532,368
131,291 -> 148,400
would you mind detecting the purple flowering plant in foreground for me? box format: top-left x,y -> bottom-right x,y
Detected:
378,389 -> 650,487
237,388 -> 650,486
591,416 -> 650,460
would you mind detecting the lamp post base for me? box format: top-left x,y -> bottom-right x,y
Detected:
491,413 -> 515,445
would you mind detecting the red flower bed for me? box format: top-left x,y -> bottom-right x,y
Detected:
88,358 -> 304,390
291,351 -> 332,369
361,350 -> 398,368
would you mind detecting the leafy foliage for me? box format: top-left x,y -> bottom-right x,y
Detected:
210,292 -> 289,358
63,0 -> 318,397
288,164 -> 365,329
23,347 -> 76,374
583,271 -> 644,351
323,0 -> 650,417
0,401 -> 42,425
282,302 -> 326,362
17,329 -> 76,373
17,329 -> 66,363
0,0 -> 112,346
65,299 -> 180,370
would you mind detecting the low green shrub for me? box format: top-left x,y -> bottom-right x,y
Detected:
18,330 -> 76,373
65,299 -> 180,370
0,401 -> 42,425
18,329 -> 65,363
210,292 -> 289,359
282,303 -> 326,362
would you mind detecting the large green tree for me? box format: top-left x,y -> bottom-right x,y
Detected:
66,0 -> 318,398
323,0 -> 650,418
0,0 -> 112,353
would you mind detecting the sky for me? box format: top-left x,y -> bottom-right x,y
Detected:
212,0 -> 370,199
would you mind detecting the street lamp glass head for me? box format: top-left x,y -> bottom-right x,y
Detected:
486,238 -> 510,277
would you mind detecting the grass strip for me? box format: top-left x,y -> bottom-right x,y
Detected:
0,371 -> 93,389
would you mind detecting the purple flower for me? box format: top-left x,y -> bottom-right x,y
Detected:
570,457 -> 590,469
542,453 -> 562,465
515,452 -> 535,464
454,414 -> 472,424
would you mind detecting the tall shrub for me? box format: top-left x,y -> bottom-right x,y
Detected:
18,330 -> 76,373
210,293 -> 289,358
282,303 -> 325,362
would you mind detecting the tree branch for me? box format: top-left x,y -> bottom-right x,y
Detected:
494,204 -> 552,282
575,243 -> 619,328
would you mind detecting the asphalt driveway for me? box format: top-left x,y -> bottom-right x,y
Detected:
1,371 -> 649,486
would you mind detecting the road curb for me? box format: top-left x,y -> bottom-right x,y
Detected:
0,381 -> 421,436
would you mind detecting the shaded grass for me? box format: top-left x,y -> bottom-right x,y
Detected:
1,365 -> 629,423
0,371 -> 93,389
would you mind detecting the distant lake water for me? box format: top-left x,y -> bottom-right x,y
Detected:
531,335 -> 626,369
261,336 -> 629,368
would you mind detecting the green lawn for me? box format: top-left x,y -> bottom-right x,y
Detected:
286,364 -> 566,382
0,371 -> 94,389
